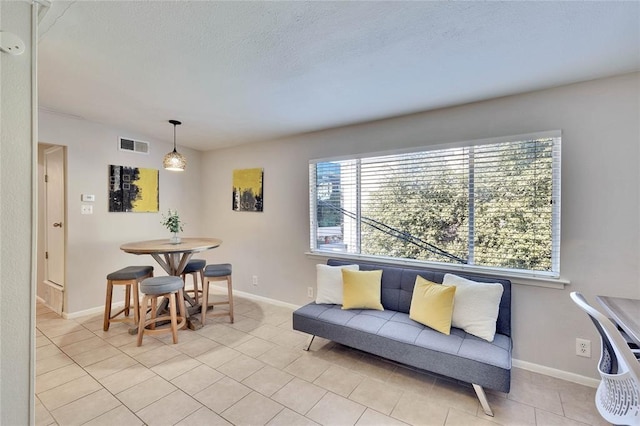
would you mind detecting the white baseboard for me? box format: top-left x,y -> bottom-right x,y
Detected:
63,302 -> 123,320
512,359 -> 599,388
208,285 -> 301,311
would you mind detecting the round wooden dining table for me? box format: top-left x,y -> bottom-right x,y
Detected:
120,237 -> 222,329
120,237 -> 222,276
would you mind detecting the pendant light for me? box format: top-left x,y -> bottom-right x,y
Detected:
163,119 -> 186,171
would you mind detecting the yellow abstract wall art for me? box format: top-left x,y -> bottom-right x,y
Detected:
232,168 -> 264,212
109,165 -> 159,212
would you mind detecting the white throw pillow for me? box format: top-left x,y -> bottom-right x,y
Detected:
442,273 -> 504,342
315,264 -> 359,305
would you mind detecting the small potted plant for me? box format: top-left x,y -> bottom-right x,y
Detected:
161,209 -> 184,244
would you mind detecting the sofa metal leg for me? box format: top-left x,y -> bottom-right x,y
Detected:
304,335 -> 315,351
472,384 -> 494,417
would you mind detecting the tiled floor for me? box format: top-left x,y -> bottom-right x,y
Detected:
36,294 -> 607,426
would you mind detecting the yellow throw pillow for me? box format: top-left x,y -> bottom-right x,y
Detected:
409,276 -> 456,335
341,269 -> 384,310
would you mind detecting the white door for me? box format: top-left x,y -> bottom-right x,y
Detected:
44,146 -> 65,290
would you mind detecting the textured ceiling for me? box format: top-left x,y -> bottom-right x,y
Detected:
38,1 -> 640,151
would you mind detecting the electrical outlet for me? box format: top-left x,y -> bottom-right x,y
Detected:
307,287 -> 314,298
576,338 -> 591,358
252,275 -> 258,286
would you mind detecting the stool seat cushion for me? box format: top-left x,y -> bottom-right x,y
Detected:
183,259 -> 206,274
204,263 -> 232,277
107,266 -> 154,281
141,276 -> 184,294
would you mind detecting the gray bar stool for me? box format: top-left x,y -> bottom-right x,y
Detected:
137,276 -> 186,346
103,265 -> 154,331
201,263 -> 234,325
181,258 -> 206,304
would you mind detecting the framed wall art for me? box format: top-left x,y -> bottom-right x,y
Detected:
108,165 -> 159,212
232,168 -> 264,212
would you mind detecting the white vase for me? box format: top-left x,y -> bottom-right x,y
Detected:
170,233 -> 181,244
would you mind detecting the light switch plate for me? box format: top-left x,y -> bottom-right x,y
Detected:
81,194 -> 95,202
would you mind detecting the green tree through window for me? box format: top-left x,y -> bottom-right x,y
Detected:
310,132 -> 560,276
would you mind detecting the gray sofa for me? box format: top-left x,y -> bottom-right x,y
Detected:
292,258 -> 512,416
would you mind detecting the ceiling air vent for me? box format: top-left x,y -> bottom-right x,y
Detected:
118,137 -> 149,154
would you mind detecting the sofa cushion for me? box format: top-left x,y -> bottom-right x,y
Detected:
315,263 -> 359,305
409,276 -> 456,335
443,273 -> 504,342
342,269 -> 384,310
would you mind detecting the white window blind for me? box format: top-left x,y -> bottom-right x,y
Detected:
310,131 -> 561,277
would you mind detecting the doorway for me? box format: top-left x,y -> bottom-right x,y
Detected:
38,144 -> 66,315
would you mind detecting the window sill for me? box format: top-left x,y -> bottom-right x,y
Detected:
305,251 -> 569,290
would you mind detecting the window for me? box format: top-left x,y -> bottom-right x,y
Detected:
309,131 -> 561,277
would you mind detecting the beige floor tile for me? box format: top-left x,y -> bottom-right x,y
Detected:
444,408 -> 496,426
71,344 -> 121,367
194,376 -> 252,413
222,391 -> 284,425
98,363 -> 156,394
235,336 -> 277,357
151,353 -> 202,380
217,353 -> 265,381
349,377 -> 403,415
311,343 -> 364,367
307,391 -> 367,425
83,405 -> 143,426
35,397 -> 56,426
48,328 -> 96,347
272,377 -> 327,415
135,344 -> 182,368
173,336 -> 220,357
116,375 -> 177,413
249,324 -> 283,340
84,353 -> 138,380
266,407 -> 320,426
228,315 -> 263,333
36,334 -> 53,348
258,345 -> 302,369
171,364 -> 225,395
36,352 -> 75,376
103,330 -> 140,347
36,363 -> 88,394
119,337 -> 164,357
535,408 -> 594,426
313,364 -> 365,397
196,345 -> 241,368
387,366 -> 435,395
39,375 -> 102,411
242,365 -> 294,397
60,335 -> 111,357
92,322 -> 134,337
356,408 -> 409,426
391,391 -> 450,426
284,354 -> 331,382
351,353 -> 397,381
39,321 -> 86,338
36,343 -> 64,360
427,379 -> 480,416
269,329 -> 309,348
211,327 -> 254,348
175,406 -> 232,425
560,389 -> 609,426
508,378 -> 564,415
478,393 -> 536,425
50,389 -> 121,426
136,389 -> 202,425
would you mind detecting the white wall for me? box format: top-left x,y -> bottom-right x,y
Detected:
0,1 -> 35,423
38,112 -> 203,314
199,73 -> 640,379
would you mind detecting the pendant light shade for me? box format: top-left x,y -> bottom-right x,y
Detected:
163,119 -> 186,171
